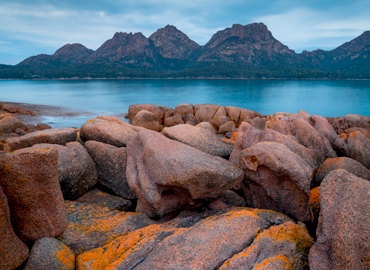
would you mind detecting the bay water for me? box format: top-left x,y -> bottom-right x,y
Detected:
1,79 -> 369,128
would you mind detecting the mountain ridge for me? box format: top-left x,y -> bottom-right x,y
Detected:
2,23 -> 369,79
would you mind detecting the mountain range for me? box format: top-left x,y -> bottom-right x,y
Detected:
1,23 -> 369,79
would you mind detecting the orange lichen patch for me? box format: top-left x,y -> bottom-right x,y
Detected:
340,133 -> 349,140
88,119 -> 97,123
310,187 -> 320,218
54,247 -> 75,270
221,131 -> 238,144
77,223 -> 177,270
254,254 -> 293,270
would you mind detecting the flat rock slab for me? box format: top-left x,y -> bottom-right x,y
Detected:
76,208 -> 298,270
240,141 -> 313,222
85,140 -> 136,199
6,127 -> 77,151
309,169 -> 370,269
0,147 -> 67,242
162,124 -> 233,158
0,186 -> 29,270
126,130 -> 244,219
58,201 -> 155,255
80,118 -> 137,147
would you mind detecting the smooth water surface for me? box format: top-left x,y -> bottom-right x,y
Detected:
1,79 -> 369,127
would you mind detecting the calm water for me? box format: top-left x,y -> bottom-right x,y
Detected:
1,79 -> 370,128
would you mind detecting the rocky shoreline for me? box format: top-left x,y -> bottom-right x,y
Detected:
1,102 -> 370,269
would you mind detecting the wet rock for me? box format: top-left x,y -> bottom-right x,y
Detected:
132,110 -> 160,131
266,111 -> 336,161
314,157 -> 370,187
6,127 -> 77,151
75,189 -> 134,211
0,186 -> 29,270
230,122 -> 323,170
174,103 -> 194,117
219,121 -> 236,135
196,121 -> 216,134
219,221 -> 313,270
164,115 -> 184,127
1,104 -> 38,115
240,142 -> 313,222
29,142 -> 98,200
162,124 -> 233,158
126,130 -> 244,219
24,237 -> 75,270
76,208 -> 291,270
0,148 -> 67,242
35,123 -> 52,130
309,169 -> 370,269
80,118 -> 137,147
128,104 -> 171,125
195,104 -> 220,123
225,106 -> 263,127
85,140 -> 136,199
0,115 -> 28,134
58,201 -> 155,255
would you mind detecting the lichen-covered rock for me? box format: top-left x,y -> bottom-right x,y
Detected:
6,127 -> 77,151
314,157 -> 370,187
266,111 -> 336,161
230,122 -> 323,170
0,186 -> 29,270
132,110 -> 160,131
85,140 -> 136,199
126,130 -> 244,219
309,169 -> 370,269
128,104 -> 172,125
58,201 -> 155,255
76,208 -> 292,270
29,142 -> 98,200
75,189 -> 134,211
0,115 -> 28,134
309,187 -> 320,222
162,124 -> 233,158
344,127 -> 370,139
240,142 -> 313,222
0,148 -> 67,242
24,237 -> 75,270
174,103 -> 194,117
219,221 -> 314,270
80,118 -> 137,147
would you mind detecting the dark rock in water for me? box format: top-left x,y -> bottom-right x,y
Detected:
314,157 -> 370,187
162,124 -> 233,158
0,114 -> 28,134
24,237 -> 75,270
80,118 -> 137,147
76,207 -> 310,270
5,127 -> 77,151
309,169 -> 370,270
126,129 -> 243,219
85,140 -> 136,199
0,147 -> 67,242
230,122 -> 323,170
28,142 -> 98,200
0,186 -> 29,270
240,141 -> 313,222
132,110 -> 160,132
58,201 -> 155,255
128,104 -> 172,125
75,189 -> 134,211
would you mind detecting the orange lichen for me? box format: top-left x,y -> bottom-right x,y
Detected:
220,131 -> 238,144
54,247 -> 75,270
254,254 -> 293,270
310,187 -> 320,218
88,119 -> 97,123
340,133 -> 349,140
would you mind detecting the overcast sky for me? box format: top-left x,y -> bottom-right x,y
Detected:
0,0 -> 369,65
